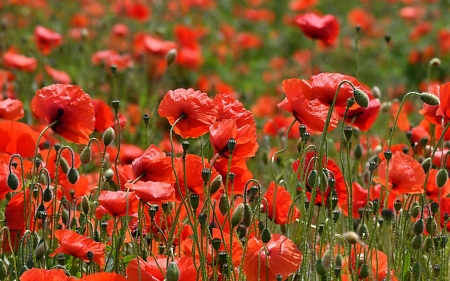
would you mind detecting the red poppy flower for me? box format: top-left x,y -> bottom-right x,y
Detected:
279,79 -> 338,132
34,26 -> 62,55
213,156 -> 252,195
144,35 -> 177,56
2,49 -> 37,72
127,256 -> 197,281
31,84 -> 95,144
131,144 -> 175,183
0,98 -> 24,121
80,272 -> 127,281
335,94 -> 380,131
214,93 -> 255,128
374,151 -> 425,194
50,229 -> 106,266
44,64 -> 72,84
440,197 -> 450,230
98,190 -> 138,217
339,182 -> 371,218
113,0 -> 150,22
347,8 -> 375,34
210,119 -> 258,159
125,181 -> 175,204
425,169 -> 450,200
296,13 -> 339,45
20,268 -> 68,281
42,147 -> 81,181
289,0 -> 317,11
120,144 -> 144,165
301,73 -> 370,109
262,182 -> 300,224
244,234 -> 302,281
5,191 -> 26,231
437,82 -> 450,121
92,99 -> 115,132
158,88 -> 218,139
0,120 -> 44,158
59,175 -> 93,200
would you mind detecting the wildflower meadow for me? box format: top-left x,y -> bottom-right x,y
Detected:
1,0 -> 450,280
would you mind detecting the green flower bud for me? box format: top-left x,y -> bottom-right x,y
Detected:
43,187 -> 53,202
359,264 -> 369,279
231,203 -> 244,228
7,172 -> 19,190
353,89 -> 369,108
166,262 -> 180,281
210,175 -> 222,195
67,167 -> 79,184
242,204 -> 253,227
80,145 -> 92,164
421,157 -> 432,173
219,194 -> 228,216
413,218 -> 424,235
436,168 -> 448,188
411,234 -> 423,250
261,228 -> 271,243
102,127 -> 115,146
420,92 -> 440,106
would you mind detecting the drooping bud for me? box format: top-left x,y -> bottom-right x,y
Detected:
166,49 -> 177,66
104,169 -> 114,181
209,175 -> 222,195
102,127 -> 115,146
436,168 -> 448,188
261,228 -> 271,243
343,231 -> 359,245
420,92 -> 440,106
242,204 -> 253,227
80,145 -> 92,164
308,170 -> 318,188
353,89 -> 369,108
219,194 -> 228,216
67,167 -> 79,184
315,259 -> 326,276
411,234 -> 423,250
7,172 -> 19,190
421,157 -> 432,173
81,196 -> 90,214
231,203 -> 244,228
413,218 -> 424,235
359,264 -> 369,279
322,249 -> 332,269
43,187 -> 53,202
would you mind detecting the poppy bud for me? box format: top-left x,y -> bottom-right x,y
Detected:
322,249 -> 332,269
302,132 -> 310,143
166,49 -> 177,66
413,218 -> 424,235
436,168 -> 448,188
426,216 -> 437,236
433,264 -> 441,277
335,254 -> 343,267
228,138 -> 236,154
7,172 -> 19,190
102,127 -> 115,146
59,156 -> 70,174
242,203 -> 253,227
104,169 -> 114,181
332,210 -> 340,223
308,170 -> 318,188
67,167 -> 79,184
261,228 -> 271,243
80,145 -> 92,164
353,89 -> 369,108
211,238 -> 221,251
411,234 -> 423,250
143,114 -> 150,126
316,259 -> 326,276
424,236 -> 432,252
421,157 -> 432,173
231,203 -> 244,228
346,97 -> 355,109
412,262 -> 421,281
358,223 -> 369,240
219,194 -> 228,216
354,144 -> 362,160
394,200 -> 402,212
258,221 -> 265,232
201,168 -> 210,184
210,175 -> 222,195
111,100 -> 120,111
190,194 -> 199,210
237,223 -> 247,239
420,92 -> 440,106
343,231 -> 359,245
182,141 -> 190,152
344,125 -> 352,141
411,205 -> 421,219
384,150 -> 392,161
19,265 -> 28,277
431,202 -> 439,214
81,196 -> 90,214
371,86 -> 381,99
166,262 -> 180,281
35,240 -> 46,261
43,187 -> 53,202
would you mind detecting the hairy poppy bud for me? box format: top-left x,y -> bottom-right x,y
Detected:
166,262 -> 180,281
359,264 -> 369,279
353,89 -> 369,108
67,167 -> 79,184
411,205 -> 421,218
80,145 -> 92,164
7,172 -> 19,190
358,223 -> 369,240
102,127 -> 115,146
322,249 -> 332,269
421,157 -> 432,173
335,254 -> 343,267
354,144 -> 362,160
35,240 -> 46,261
412,262 -> 421,281
43,187 -> 53,202
308,170 -> 318,188
316,259 -> 326,276
420,92 -> 440,106
424,236 -> 432,252
426,216 -> 437,236
242,203 -> 253,227
371,86 -> 381,99
413,218 -> 424,235
60,157 -> 70,174
436,168 -> 448,188
81,196 -> 90,214
219,194 -> 228,216
166,49 -> 177,66
210,175 -> 222,195
104,169 -> 114,181
343,231 -> 359,244
411,234 -> 423,250
0,259 -> 6,280
261,228 -> 271,243
231,203 -> 244,228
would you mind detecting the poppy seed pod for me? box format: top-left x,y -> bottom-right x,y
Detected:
353,89 -> 369,108
166,262 -> 180,281
436,168 -> 448,188
431,202 -> 439,214
102,127 -> 115,146
7,172 -> 19,190
420,92 -> 440,106
201,168 -> 210,183
228,138 -> 237,153
111,100 -> 120,111
190,193 -> 199,210
211,238 -> 221,251
231,203 -> 244,228
80,145 -> 92,164
143,114 -> 150,126
182,141 -> 190,152
344,125 -> 353,141
433,264 -> 441,277
67,167 -> 79,184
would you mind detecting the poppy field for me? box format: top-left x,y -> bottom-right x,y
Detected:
2,0 -> 450,280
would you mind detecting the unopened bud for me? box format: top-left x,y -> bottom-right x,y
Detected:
353,89 -> 369,108
102,127 -> 115,146
420,92 -> 440,106
166,49 -> 177,66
